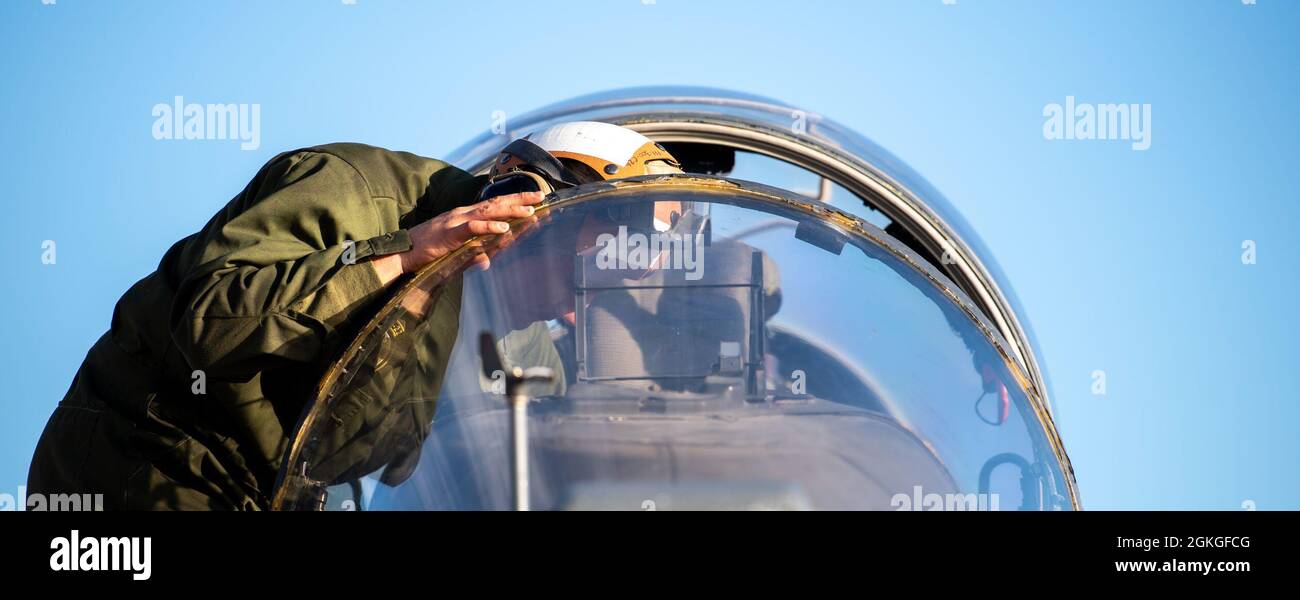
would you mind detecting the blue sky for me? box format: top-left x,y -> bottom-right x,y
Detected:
2,0 -> 1297,509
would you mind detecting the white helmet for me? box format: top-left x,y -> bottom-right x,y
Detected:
521,121 -> 681,181
486,121 -> 681,188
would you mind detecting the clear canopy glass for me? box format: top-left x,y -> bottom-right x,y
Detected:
443,87 -> 1054,417
274,177 -> 1075,511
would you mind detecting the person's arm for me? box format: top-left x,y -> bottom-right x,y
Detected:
170,150 -> 540,380
370,191 -> 541,285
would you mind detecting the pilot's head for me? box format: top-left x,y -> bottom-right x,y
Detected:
482,200 -> 678,329
478,121 -> 683,201
476,122 -> 688,326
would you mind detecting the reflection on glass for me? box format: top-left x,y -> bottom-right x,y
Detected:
279,184 -> 1071,511
728,150 -> 892,230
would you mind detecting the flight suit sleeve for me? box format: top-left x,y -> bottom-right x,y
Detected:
170,150 -> 416,380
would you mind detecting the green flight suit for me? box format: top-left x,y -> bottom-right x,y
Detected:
27,143 -> 483,510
